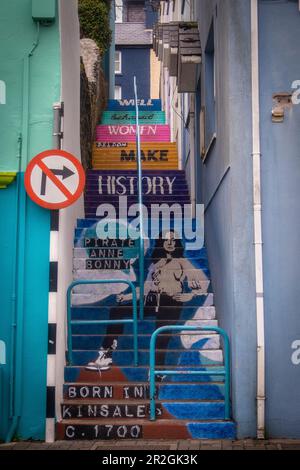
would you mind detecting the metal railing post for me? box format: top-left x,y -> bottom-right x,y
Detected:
149,325 -> 231,421
67,279 -> 138,366
134,77 -> 144,321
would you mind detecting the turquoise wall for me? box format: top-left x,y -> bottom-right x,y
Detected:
0,0 -> 61,440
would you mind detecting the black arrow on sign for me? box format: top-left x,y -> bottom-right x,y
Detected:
40,166 -> 75,196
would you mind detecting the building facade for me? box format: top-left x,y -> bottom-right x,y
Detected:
0,0 -> 82,441
156,0 -> 300,438
115,0 -> 159,99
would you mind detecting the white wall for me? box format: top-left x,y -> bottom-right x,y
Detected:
55,0 -> 84,420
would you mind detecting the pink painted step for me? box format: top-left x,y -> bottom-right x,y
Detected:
96,124 -> 171,143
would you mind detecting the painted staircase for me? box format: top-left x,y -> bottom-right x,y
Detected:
56,99 -> 236,441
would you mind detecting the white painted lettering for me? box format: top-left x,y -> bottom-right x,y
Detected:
68,386 -> 76,398
291,340 -> 300,365
62,406 -> 72,419
292,80 -> 300,105
65,426 -> 75,439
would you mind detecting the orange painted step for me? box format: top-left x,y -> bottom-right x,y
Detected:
92,142 -> 179,170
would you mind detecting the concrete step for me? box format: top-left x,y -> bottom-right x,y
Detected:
56,419 -> 236,440
60,401 -> 226,421
64,365 -> 225,384
63,382 -> 226,401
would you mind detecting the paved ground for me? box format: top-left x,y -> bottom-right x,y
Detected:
0,439 -> 300,450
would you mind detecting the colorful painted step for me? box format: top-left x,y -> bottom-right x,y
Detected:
92,142 -> 179,170
60,401 -> 227,420
101,111 -> 166,125
57,419 -> 236,440
63,382 -> 226,401
96,125 -> 171,143
107,99 -> 162,111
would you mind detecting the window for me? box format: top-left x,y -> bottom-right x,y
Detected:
115,0 -> 123,23
115,51 -> 122,74
204,23 -> 216,149
127,2 -> 146,23
115,86 -> 122,100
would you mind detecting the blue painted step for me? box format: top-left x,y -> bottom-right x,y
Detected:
70,323 -> 217,338
70,292 -> 214,308
70,349 -> 222,367
70,305 -> 216,320
71,333 -> 219,352
107,99 -> 162,111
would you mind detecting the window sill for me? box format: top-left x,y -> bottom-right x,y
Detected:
202,132 -> 216,163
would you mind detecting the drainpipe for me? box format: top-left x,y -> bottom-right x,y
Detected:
251,0 -> 266,440
109,1 -> 116,99
189,94 -> 196,218
5,22 -> 40,443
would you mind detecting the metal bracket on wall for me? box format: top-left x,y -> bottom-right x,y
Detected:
272,92 -> 293,123
53,102 -> 64,148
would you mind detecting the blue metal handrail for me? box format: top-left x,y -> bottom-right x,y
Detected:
134,76 -> 144,321
149,326 -> 231,421
67,280 -> 138,366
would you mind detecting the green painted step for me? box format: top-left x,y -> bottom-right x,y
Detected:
101,111 -> 166,125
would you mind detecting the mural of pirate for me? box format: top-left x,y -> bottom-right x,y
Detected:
85,231 -> 210,372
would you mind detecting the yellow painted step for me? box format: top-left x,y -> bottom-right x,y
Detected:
92,142 -> 179,170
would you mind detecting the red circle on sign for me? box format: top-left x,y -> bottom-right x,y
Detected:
24,150 -> 86,209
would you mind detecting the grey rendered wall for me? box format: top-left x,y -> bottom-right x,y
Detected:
197,0 -> 257,438
259,0 -> 300,438
56,0 -> 84,420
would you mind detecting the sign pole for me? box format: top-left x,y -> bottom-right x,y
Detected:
134,77 -> 144,321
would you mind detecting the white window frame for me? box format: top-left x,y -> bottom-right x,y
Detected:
115,0 -> 123,23
115,85 -> 122,100
115,50 -> 122,75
